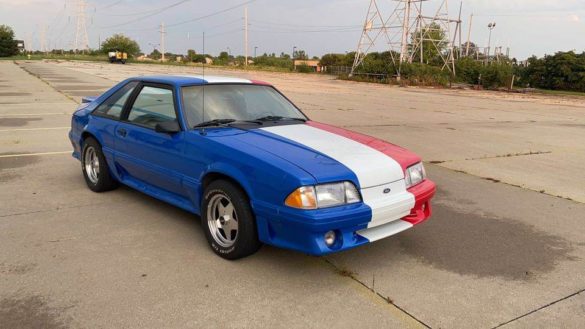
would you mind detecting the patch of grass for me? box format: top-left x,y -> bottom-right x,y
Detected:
531,88 -> 585,98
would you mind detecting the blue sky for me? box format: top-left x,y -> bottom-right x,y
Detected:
1,0 -> 583,59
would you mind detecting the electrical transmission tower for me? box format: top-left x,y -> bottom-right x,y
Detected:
350,0 -> 461,78
74,0 -> 90,52
39,25 -> 47,53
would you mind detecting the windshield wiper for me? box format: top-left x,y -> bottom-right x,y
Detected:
193,119 -> 262,129
193,119 -> 236,128
254,116 -> 307,122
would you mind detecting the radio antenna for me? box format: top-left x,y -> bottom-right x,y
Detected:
201,31 -> 206,135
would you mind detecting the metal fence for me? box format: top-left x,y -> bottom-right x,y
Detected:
323,66 -> 352,75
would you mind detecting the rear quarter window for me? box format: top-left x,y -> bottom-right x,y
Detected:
93,81 -> 139,120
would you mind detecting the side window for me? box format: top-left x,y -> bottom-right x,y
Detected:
127,86 -> 177,129
94,81 -> 138,119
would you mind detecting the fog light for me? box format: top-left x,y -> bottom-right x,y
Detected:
324,230 -> 336,247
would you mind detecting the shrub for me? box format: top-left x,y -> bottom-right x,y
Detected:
296,63 -> 313,73
455,57 -> 483,84
400,63 -> 451,86
482,62 -> 513,89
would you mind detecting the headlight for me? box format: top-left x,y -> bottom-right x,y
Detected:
405,162 -> 426,189
285,181 -> 361,209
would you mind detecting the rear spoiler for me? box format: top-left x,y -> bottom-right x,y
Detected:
81,96 -> 98,104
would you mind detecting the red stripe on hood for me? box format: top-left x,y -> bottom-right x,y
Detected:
306,121 -> 421,171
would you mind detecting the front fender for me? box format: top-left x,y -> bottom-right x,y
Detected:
203,162 -> 258,202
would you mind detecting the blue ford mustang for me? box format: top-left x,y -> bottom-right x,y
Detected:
69,75 -> 435,259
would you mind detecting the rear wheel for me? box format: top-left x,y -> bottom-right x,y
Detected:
202,180 -> 261,260
81,137 -> 118,192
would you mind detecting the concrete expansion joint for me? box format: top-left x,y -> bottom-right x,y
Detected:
322,258 -> 432,329
16,62 -> 79,104
491,288 -> 585,328
424,163 -> 583,205
428,150 -> 553,165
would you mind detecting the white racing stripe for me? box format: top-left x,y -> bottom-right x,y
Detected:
262,124 -> 415,236
262,124 -> 404,188
177,75 -> 252,84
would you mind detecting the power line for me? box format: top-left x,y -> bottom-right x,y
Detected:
95,4 -> 164,17
98,0 -> 125,10
249,27 -> 363,33
249,19 -> 361,29
99,0 -> 192,28
165,0 -> 256,28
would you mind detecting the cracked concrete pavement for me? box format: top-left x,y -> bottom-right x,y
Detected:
1,60 -> 584,328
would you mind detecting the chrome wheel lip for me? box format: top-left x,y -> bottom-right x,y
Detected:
207,194 -> 239,248
83,146 -> 100,185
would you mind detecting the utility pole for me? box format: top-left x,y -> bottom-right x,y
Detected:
457,1 -> 462,58
465,13 -> 473,56
160,22 -> 166,62
254,46 -> 258,58
244,6 -> 249,67
486,22 -> 496,65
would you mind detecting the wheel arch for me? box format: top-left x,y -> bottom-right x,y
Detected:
80,131 -> 97,145
201,171 -> 252,203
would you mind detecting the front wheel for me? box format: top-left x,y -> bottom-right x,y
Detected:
202,180 -> 261,260
81,137 -> 118,192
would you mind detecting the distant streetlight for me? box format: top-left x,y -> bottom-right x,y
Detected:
486,22 -> 496,64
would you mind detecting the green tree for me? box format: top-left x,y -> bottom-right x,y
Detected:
320,53 -> 345,67
410,23 -> 447,65
293,49 -> 308,60
0,25 -> 19,57
218,51 -> 229,60
517,51 -> 585,92
149,49 -> 161,60
187,49 -> 196,61
100,34 -> 140,57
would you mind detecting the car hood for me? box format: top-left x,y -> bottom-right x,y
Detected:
221,121 -> 420,189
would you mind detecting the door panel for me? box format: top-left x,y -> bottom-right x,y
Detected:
114,84 -> 186,196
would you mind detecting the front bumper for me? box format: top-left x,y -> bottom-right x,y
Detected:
253,179 -> 436,255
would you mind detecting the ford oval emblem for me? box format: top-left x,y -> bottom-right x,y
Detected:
383,188 -> 391,194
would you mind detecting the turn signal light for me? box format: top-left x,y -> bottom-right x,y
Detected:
285,186 -> 317,209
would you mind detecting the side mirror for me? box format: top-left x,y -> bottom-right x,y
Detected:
155,121 -> 181,134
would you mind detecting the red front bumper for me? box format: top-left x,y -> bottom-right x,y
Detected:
403,179 -> 436,225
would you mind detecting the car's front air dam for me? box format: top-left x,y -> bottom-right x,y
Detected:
403,179 -> 436,225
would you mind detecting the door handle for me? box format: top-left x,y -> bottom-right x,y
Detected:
117,128 -> 127,137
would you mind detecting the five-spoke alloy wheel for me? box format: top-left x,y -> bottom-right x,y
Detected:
81,137 -> 118,192
202,180 -> 261,260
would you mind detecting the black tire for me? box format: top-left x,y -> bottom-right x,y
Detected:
202,180 -> 261,260
81,137 -> 119,192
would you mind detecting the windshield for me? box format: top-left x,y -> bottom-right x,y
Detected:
182,84 -> 306,128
